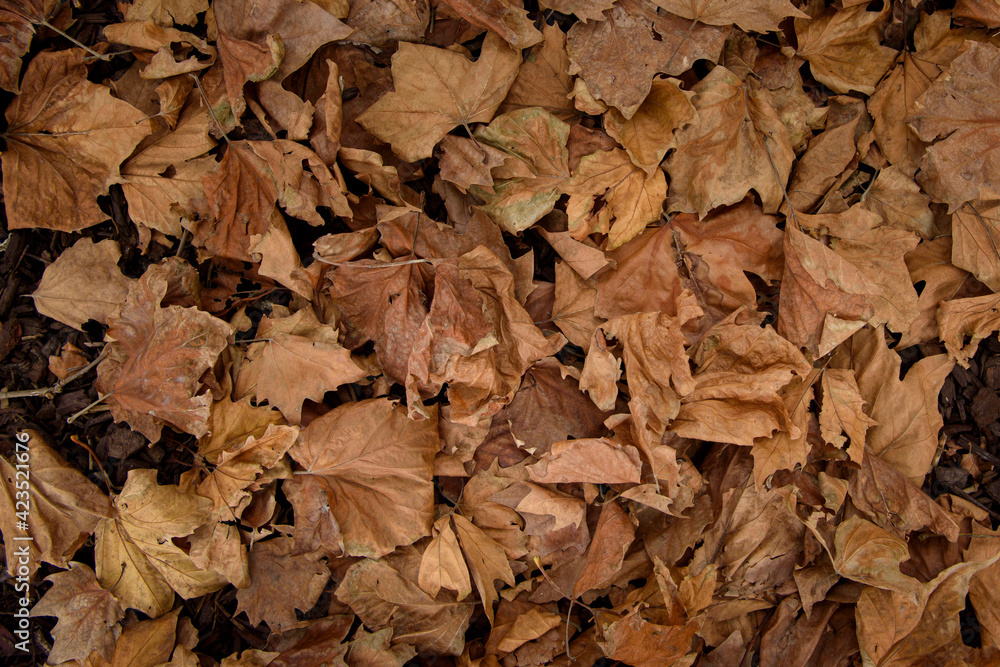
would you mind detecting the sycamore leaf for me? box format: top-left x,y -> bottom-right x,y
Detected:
551,260 -> 603,350
2,49 -> 151,231
499,22 -> 576,116
0,5 -> 36,94
794,3 -> 897,95
0,431 -> 111,580
451,513 -> 514,626
528,438 -> 643,484
336,553 -> 476,655
32,238 -> 132,331
564,147 -> 668,248
471,108 -> 572,233
859,165 -> 934,239
95,469 -> 225,617
910,42 -> 1000,210
96,261 -> 232,442
357,32 -> 520,162
347,628 -> 417,667
235,537 -> 329,633
750,375 -> 812,488
30,562 -> 124,664
666,65 -> 793,217
124,0 -> 209,25
286,398 -> 438,558
567,0 -> 727,119
952,201 -> 1000,292
597,611 -> 698,667
236,309 -> 367,424
651,0 -> 808,32
604,77 -> 696,174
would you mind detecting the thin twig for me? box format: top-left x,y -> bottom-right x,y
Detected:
38,19 -> 112,61
0,349 -> 108,400
67,391 -> 113,425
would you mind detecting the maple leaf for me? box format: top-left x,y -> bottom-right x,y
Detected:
566,0 -> 727,119
235,537 -> 329,632
572,501 -> 635,597
31,238 -> 133,331
528,438 -> 643,484
471,107 -> 572,234
833,326 -> 953,485
951,201 -> 1000,293
858,165 -> 934,239
604,77 -> 696,174
666,65 -> 793,218
2,49 -> 151,231
286,398 -> 438,558
95,469 -> 225,617
597,610 -> 698,667
419,515 -> 473,600
96,260 -> 232,442
564,146 -> 668,248
357,32 -> 520,162
819,368 -> 875,465
235,309 -> 367,424
336,549 -> 476,655
499,23 -> 576,117
910,41 -> 1000,210
30,562 -> 124,664
0,431 -> 111,580
0,5 -> 36,93
794,2 -> 898,95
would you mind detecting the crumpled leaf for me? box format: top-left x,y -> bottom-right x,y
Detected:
666,65 -> 794,218
95,469 -> 226,617
437,0 -> 542,48
97,260 -> 232,442
2,49 -> 151,231
235,309 -> 367,424
499,22 -> 575,116
337,552 -> 476,655
30,562 -> 124,664
604,77 -> 696,174
357,32 -> 520,162
819,368 -> 875,464
567,0 -> 727,119
31,238 -> 132,331
235,537 -> 329,633
285,398 -> 438,558
910,41 -> 1000,210
952,201 -> 1000,293
597,610 -> 698,667
937,293 -> 1000,369
527,438 -> 643,484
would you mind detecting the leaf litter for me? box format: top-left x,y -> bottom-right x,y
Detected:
2,0 -> 1000,665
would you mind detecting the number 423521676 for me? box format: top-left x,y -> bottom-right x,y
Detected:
13,431 -> 30,526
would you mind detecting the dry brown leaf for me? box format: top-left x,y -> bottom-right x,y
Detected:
95,469 -> 225,617
419,515 -> 473,600
235,537 -> 329,632
438,0 -> 541,48
952,201 -> 1000,292
901,236 -> 983,348
346,0 -> 429,47
124,0 -> 209,25
2,49 -> 151,231
97,261 -> 232,442
785,115 -> 859,213
666,66 -> 794,218
451,513 -> 514,625
564,146 -> 668,248
499,22 -> 575,116
859,165 -> 934,238
597,610 -> 698,667
834,326 -> 954,485
819,368 -> 874,464
910,41 -> 1000,210
750,374 -> 812,487
938,293 -> 1000,369
572,501 -> 635,597
566,0 -> 726,119
551,260 -> 603,350
235,309 -> 367,423
286,398 -> 438,558
336,551 -> 476,655
30,562 -> 124,664
528,438 -> 642,484
651,0 -> 808,32
346,627 -> 416,667
471,108 -> 572,233
604,77 -> 695,174
31,238 -> 132,331
0,431 -> 111,580
357,32 -> 519,162
594,224 -> 684,318
0,6 -> 36,94
795,2 -> 897,95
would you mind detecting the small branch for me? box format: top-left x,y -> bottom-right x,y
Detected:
38,19 -> 112,62
67,391 -> 114,425
0,349 -> 107,400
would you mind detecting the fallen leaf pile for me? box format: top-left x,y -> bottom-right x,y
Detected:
3,0 -> 1000,664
